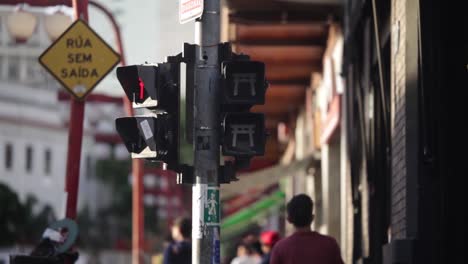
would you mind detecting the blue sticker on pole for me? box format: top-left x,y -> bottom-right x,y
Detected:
213,239 -> 220,264
212,227 -> 220,264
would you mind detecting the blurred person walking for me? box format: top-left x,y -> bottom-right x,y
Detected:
231,241 -> 262,264
249,240 -> 263,263
270,194 -> 344,264
163,217 -> 191,264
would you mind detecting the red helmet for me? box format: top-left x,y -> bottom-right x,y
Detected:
260,231 -> 280,246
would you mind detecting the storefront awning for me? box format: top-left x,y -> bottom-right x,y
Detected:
221,154 -> 318,199
221,190 -> 285,240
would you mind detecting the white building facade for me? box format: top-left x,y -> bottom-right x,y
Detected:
0,5 -> 111,218
1,0 -> 195,219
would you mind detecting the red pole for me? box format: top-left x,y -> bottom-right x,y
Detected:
130,159 -> 145,264
87,2 -> 144,263
64,0 -> 88,220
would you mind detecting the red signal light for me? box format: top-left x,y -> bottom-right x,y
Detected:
138,77 -> 144,100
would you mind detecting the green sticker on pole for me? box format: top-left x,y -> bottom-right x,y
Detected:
204,187 -> 220,225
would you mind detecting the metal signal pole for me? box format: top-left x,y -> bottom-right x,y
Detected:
192,0 -> 221,263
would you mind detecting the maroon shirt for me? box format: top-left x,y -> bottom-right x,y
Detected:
270,231 -> 344,264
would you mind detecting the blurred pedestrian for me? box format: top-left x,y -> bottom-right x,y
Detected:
259,230 -> 280,264
163,217 -> 191,264
242,233 -> 258,244
231,242 -> 252,264
231,241 -> 262,264
249,240 -> 263,263
153,235 -> 174,264
270,194 -> 344,264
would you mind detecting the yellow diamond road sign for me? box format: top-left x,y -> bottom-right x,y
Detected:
39,19 -> 120,100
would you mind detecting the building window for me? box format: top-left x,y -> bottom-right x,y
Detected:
44,149 -> 51,175
26,146 -> 33,172
5,143 -> 13,170
8,56 -> 20,81
25,57 -> 45,85
25,23 -> 40,47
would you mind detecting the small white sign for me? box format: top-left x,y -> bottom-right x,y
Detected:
192,184 -> 206,239
179,0 -> 204,24
140,120 -> 153,140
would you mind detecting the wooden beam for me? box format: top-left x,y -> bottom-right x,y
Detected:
252,101 -> 298,115
227,0 -> 342,14
265,118 -> 279,129
266,84 -> 306,100
264,94 -> 305,111
263,135 -> 281,162
236,45 -> 324,64
266,62 -> 321,81
235,23 -> 327,42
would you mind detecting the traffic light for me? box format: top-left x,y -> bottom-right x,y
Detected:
220,53 -> 268,159
116,63 -> 179,110
116,115 -> 175,160
222,112 -> 266,156
115,62 -> 180,169
221,60 -> 266,106
117,65 -> 159,108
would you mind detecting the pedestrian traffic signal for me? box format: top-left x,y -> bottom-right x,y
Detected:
222,112 -> 266,156
220,55 -> 268,158
116,115 -> 176,162
116,64 -> 179,110
117,65 -> 158,108
221,60 -> 266,106
115,62 -> 180,169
